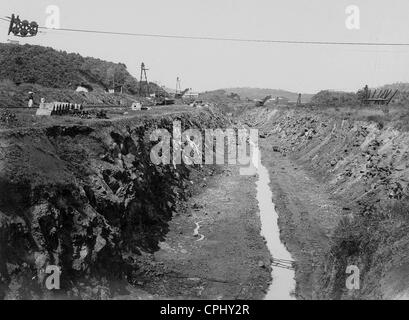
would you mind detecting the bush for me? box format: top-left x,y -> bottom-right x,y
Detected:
311,90 -> 359,108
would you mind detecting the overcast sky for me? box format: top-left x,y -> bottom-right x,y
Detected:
0,0 -> 409,94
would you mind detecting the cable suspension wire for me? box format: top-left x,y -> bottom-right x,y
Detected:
3,16 -> 409,46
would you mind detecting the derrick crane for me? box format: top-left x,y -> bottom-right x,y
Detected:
176,77 -> 182,95
175,88 -> 189,99
139,62 -> 150,97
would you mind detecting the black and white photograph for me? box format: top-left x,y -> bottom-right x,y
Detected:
0,0 -> 408,311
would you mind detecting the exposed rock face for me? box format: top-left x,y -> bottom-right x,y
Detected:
242,106 -> 409,299
0,108 -> 228,299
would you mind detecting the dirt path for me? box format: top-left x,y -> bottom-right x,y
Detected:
121,166 -> 271,300
259,139 -> 343,300
0,105 -> 195,133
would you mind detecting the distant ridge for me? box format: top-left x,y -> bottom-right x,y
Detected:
220,87 -> 314,102
377,82 -> 409,92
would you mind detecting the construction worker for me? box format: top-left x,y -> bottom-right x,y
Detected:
28,91 -> 34,108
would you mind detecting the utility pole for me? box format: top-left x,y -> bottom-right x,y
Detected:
139,62 -> 150,97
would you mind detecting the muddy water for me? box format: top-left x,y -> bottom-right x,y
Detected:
254,149 -> 296,300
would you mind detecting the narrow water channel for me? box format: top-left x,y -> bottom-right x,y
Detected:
254,148 -> 296,300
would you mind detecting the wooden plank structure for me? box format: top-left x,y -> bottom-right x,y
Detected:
36,102 -> 84,116
271,257 -> 295,270
360,85 -> 398,105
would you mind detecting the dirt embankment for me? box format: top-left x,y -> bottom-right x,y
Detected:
0,107 -> 236,299
0,81 -> 140,109
241,106 -> 409,299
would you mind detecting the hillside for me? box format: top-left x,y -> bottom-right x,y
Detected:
221,87 -> 314,102
0,43 -> 165,107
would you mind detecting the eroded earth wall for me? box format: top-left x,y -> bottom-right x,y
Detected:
0,108 -> 228,299
242,106 -> 409,299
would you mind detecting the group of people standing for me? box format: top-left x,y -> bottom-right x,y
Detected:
27,92 -> 46,108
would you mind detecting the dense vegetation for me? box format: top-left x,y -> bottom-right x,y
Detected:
0,43 -> 161,95
310,90 -> 359,107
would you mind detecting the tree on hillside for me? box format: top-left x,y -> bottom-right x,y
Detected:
106,65 -> 127,90
0,43 -> 164,96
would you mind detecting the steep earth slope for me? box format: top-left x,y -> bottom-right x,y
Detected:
0,107 -> 231,299
241,105 -> 409,299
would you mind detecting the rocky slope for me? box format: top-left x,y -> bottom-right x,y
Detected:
241,105 -> 409,299
0,107 -> 228,299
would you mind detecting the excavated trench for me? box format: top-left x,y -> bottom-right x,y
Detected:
0,108 -> 233,299
3,103 -> 409,300
254,148 -> 296,299
242,105 -> 409,299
